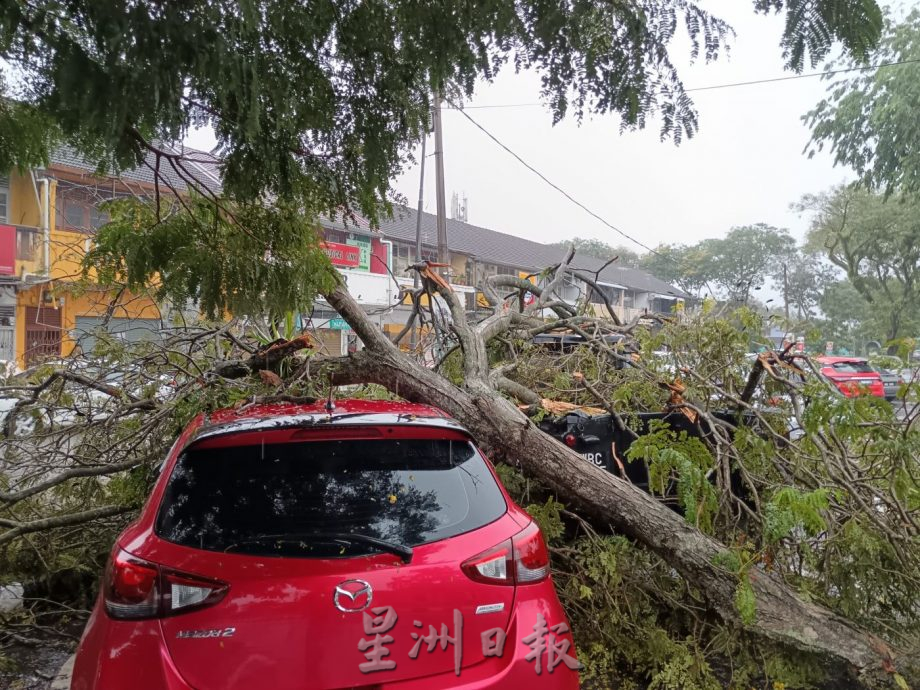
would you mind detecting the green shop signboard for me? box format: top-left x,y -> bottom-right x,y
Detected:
346,235 -> 372,271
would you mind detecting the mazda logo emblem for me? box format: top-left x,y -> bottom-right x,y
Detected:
333,579 -> 373,613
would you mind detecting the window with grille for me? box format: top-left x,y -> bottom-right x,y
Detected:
56,185 -> 117,233
393,243 -> 436,276
17,228 -> 39,260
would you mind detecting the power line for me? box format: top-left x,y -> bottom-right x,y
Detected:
447,58 -> 920,109
448,56 -> 920,273
449,101 -> 678,264
686,57 -> 920,93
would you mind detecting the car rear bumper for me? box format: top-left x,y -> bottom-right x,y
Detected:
71,582 -> 579,690
71,602 -> 192,690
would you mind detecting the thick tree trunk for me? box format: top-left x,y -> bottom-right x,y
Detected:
323,284 -> 913,687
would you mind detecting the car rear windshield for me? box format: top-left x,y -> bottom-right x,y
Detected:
155,437 -> 507,558
829,361 -> 875,374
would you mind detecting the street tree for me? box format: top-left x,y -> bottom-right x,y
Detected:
699,224 -> 796,304
805,9 -> 920,196
639,243 -> 713,297
802,185 -> 920,346
817,279 -> 887,353
550,237 -> 640,266
777,252 -> 837,320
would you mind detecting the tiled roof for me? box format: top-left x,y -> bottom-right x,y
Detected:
579,265 -> 689,298
42,146 -> 685,298
319,209 -> 374,233
374,206 -> 689,298
377,206 -> 571,269
47,143 -> 222,194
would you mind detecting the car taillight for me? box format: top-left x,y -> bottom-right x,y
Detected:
105,550 -> 159,618
461,521 -> 550,586
104,548 -> 228,620
513,521 -> 551,582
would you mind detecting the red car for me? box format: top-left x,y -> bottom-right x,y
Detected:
71,400 -> 579,690
815,356 -> 885,398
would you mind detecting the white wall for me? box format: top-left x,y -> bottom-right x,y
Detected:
339,269 -> 399,307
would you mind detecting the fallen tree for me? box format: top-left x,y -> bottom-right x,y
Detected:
1,264 -> 918,686
314,258 -> 917,688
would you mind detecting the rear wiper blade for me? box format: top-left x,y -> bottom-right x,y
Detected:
291,413 -> 381,426
229,532 -> 413,563
321,532 -> 414,563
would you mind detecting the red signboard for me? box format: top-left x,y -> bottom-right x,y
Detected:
0,225 -> 15,275
322,241 -> 361,268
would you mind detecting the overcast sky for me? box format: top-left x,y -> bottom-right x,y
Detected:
390,0 -> 859,252
184,0 -> 890,253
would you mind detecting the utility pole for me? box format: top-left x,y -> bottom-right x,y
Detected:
414,135 -> 426,289
410,134 -> 426,352
432,89 -> 449,276
782,263 -> 790,321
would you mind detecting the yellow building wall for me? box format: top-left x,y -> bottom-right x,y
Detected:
10,170 -> 161,367
6,171 -> 55,278
7,171 -> 42,227
49,228 -> 90,282
58,289 -> 161,357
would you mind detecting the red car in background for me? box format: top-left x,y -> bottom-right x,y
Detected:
815,356 -> 886,398
71,400 -> 579,690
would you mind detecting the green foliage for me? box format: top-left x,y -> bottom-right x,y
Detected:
0,0 -> 738,213
85,196 -> 336,320
639,243 -> 713,298
698,224 -> 796,304
437,349 -> 466,387
626,423 -> 718,532
764,487 -> 829,543
0,1 -> 884,215
802,185 -> 920,343
753,0 -> 883,71
524,496 -> 566,543
642,225 -> 797,305
782,252 -> 837,320
805,10 -> 920,196
0,75 -> 57,172
816,279 -> 880,353
507,304 -> 920,664
734,576 -> 757,625
549,238 -> 639,266
496,464 -> 834,689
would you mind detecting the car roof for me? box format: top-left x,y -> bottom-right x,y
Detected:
207,398 -> 450,424
192,398 -> 466,445
815,356 -> 869,364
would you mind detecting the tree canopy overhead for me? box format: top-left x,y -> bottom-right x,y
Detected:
1,0 -> 883,222
805,9 -> 920,196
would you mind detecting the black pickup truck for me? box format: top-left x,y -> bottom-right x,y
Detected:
537,408 -> 759,502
